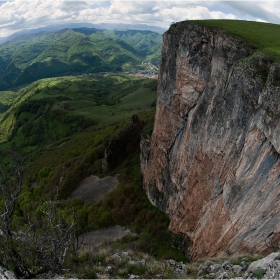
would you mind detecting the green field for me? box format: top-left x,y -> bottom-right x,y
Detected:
67,87 -> 156,127
190,20 -> 280,58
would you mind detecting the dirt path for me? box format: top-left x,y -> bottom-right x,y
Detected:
70,174 -> 119,202
79,225 -> 131,250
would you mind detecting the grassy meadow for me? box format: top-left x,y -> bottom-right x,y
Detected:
0,91 -> 16,113
191,20 -> 280,58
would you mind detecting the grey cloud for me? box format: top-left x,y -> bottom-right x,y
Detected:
60,1 -> 89,12
0,0 -> 277,39
1,17 -> 25,30
109,1 -> 159,15
221,1 -> 280,23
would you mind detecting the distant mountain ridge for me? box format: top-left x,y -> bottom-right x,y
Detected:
0,23 -> 166,45
0,27 -> 162,90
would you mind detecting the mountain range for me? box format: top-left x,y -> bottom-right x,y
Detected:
0,23 -> 166,45
0,27 -> 162,90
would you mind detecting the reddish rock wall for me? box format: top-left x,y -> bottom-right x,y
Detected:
141,21 -> 280,259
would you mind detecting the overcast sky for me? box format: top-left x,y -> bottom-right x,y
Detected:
0,0 -> 280,38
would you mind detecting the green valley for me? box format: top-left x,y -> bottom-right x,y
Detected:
0,25 -> 189,279
0,74 -> 157,149
0,68 -> 184,278
0,28 -> 161,90
2,16 -> 280,280
0,74 -> 189,278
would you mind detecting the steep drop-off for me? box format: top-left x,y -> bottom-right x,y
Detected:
141,21 -> 280,259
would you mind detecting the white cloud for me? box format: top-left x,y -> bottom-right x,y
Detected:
256,18 -> 267,22
160,5 -> 236,22
109,1 -> 158,14
0,0 -> 278,38
60,1 -> 88,12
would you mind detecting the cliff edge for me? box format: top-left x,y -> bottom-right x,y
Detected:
141,21 -> 280,259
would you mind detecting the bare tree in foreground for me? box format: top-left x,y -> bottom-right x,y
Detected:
0,155 -> 77,278
0,154 -> 23,238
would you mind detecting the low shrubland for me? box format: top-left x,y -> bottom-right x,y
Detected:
0,108 -> 188,278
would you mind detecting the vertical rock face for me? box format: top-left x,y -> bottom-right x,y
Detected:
141,22 -> 280,259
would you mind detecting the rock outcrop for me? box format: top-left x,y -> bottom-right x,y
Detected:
195,252 -> 280,279
141,21 -> 280,259
245,252 -> 280,279
0,266 -> 17,279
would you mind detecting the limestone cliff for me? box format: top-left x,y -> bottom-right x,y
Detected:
141,21 -> 280,259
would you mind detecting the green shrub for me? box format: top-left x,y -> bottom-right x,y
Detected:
83,269 -> 97,279
126,263 -> 146,276
117,267 -> 129,277
252,268 -> 266,279
38,166 -> 52,180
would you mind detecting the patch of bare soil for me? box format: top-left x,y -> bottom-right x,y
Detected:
79,225 -> 131,250
70,174 -> 119,202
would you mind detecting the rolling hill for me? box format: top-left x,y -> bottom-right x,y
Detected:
0,73 -> 157,150
0,28 -> 161,90
0,23 -> 166,45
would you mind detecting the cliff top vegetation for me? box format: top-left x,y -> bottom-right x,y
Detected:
189,20 -> 280,59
